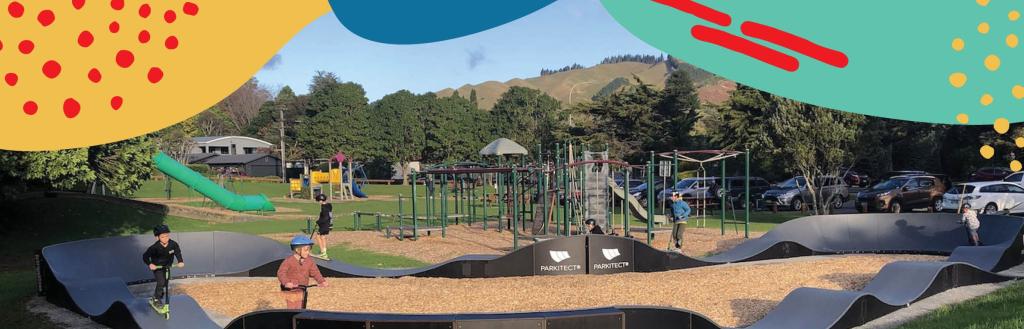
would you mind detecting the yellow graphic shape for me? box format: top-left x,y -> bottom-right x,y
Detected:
0,1 -> 330,150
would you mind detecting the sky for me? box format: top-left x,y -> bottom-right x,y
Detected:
253,0 -> 661,101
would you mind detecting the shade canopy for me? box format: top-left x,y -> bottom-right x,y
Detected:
479,138 -> 528,156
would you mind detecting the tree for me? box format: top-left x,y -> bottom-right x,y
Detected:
489,87 -> 564,150
193,106 -> 234,136
307,71 -> 369,117
656,69 -> 701,150
216,78 -> 271,134
571,78 -> 663,162
154,116 -> 199,163
366,90 -> 426,184
469,89 -> 478,109
0,136 -> 156,199
422,94 -> 491,163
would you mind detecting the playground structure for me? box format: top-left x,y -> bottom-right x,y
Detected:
36,213 -> 1024,329
290,152 -> 368,201
351,141 -> 752,250
153,152 -> 275,212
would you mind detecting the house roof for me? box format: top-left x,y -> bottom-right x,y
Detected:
191,136 -> 273,147
203,154 -> 279,165
187,153 -> 219,164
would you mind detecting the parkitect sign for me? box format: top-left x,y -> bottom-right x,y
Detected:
531,235 -> 634,275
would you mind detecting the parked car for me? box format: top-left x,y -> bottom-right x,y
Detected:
856,175 -> 947,213
761,176 -> 849,211
841,169 -> 870,188
721,177 -> 773,209
968,167 -> 1013,182
1002,171 -> 1024,186
655,177 -> 718,204
940,181 -> 1024,214
628,180 -> 667,202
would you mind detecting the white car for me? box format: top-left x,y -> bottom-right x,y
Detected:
940,181 -> 1024,214
1002,171 -> 1024,186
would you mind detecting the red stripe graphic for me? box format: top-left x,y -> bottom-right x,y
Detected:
691,25 -> 800,72
741,21 -> 849,68
652,0 -> 732,27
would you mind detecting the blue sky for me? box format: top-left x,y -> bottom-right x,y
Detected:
254,0 -> 661,101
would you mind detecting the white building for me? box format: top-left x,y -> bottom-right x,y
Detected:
190,136 -> 273,155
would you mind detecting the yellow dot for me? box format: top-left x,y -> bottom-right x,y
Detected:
978,0 -> 990,6
979,22 -> 991,34
981,94 -> 994,106
1013,161 -> 1023,172
1014,85 -> 1024,99
949,72 -> 968,88
1016,137 -> 1024,148
981,145 -> 996,159
957,113 -> 970,124
1009,34 -> 1020,48
995,118 -> 1010,134
985,54 -> 1001,71
1011,10 -> 1021,21
952,38 -> 966,51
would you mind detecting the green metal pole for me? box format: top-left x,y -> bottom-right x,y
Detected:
673,150 -> 679,194
745,149 -> 750,239
398,193 -> 403,220
562,150 -> 570,236
512,166 -> 519,250
541,167 -> 548,235
441,173 -> 447,237
483,173 -> 489,230
721,159 -> 726,236
618,168 -> 626,234
498,158 -> 505,232
412,172 -> 418,240
646,155 -> 654,245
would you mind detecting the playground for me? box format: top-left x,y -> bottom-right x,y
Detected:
9,139 -> 1024,329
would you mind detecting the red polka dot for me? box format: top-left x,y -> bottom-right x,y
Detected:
182,2 -> 198,16
164,36 -> 178,49
18,40 -> 34,54
115,50 -> 134,68
4,73 -> 17,86
23,101 -> 38,115
8,2 -> 24,18
42,60 -> 62,78
147,67 -> 163,83
138,4 -> 150,18
78,31 -> 94,47
110,0 -> 123,10
37,10 -> 55,27
110,96 -> 123,110
72,0 -> 86,10
163,10 -> 176,23
88,68 -> 101,83
108,21 -> 120,33
138,30 -> 150,43
0,39 -> 4,52
63,98 -> 81,118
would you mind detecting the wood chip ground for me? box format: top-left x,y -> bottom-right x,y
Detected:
177,254 -> 942,327
263,225 -> 763,264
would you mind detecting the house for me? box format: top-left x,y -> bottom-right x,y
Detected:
190,136 -> 273,155
202,154 -> 282,177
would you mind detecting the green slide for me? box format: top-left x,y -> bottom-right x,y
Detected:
153,152 -> 275,212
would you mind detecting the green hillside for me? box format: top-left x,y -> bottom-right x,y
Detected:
437,61 -> 735,110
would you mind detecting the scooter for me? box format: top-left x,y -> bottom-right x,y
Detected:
295,284 -> 318,309
148,263 -> 181,319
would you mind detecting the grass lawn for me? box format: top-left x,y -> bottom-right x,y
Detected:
895,281 -> 1024,329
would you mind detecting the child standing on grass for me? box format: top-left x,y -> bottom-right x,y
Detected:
143,225 -> 184,308
313,193 -> 332,259
277,236 -> 328,309
669,193 -> 691,252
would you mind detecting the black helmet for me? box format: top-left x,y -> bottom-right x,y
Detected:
153,224 -> 170,236
315,194 -> 327,202
584,219 -> 597,226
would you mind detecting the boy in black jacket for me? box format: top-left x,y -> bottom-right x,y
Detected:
143,225 -> 184,307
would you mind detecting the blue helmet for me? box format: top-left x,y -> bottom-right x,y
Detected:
290,235 -> 314,250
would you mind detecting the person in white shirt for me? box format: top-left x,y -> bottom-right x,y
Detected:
960,204 -> 981,246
